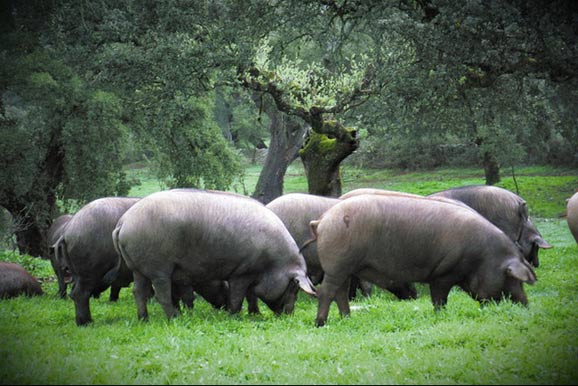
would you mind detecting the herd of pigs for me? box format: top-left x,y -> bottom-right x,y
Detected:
2,185 -> 578,327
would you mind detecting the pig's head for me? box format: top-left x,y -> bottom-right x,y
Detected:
462,250 -> 537,306
516,219 -> 552,267
254,267 -> 316,315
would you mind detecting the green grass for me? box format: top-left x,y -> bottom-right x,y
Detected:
340,165 -> 577,218
125,162 -> 311,199
127,162 -> 577,219
1,165 -> 578,384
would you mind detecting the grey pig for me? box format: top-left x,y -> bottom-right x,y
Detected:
113,189 -> 316,322
311,194 -> 537,327
428,185 -> 551,267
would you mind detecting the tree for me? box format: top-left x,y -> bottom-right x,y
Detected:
0,0 -> 244,255
50,0 -> 243,190
276,0 -> 578,184
384,0 -> 578,182
240,51 -> 375,196
250,94 -> 307,203
197,0 -> 377,198
0,44 -> 129,256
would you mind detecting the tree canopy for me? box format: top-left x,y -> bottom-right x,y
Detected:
1,0 -> 576,255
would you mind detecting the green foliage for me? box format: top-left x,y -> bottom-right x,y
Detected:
144,94 -> 242,190
350,129 -> 480,170
213,87 -> 269,152
2,0 -> 577,252
341,0 -> 578,171
0,46 -> 130,207
64,1 -> 245,191
60,89 -> 130,203
251,38 -> 372,112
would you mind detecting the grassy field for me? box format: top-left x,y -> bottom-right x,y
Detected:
128,161 -> 576,218
1,164 -> 577,384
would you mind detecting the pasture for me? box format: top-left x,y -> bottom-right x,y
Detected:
1,165 -> 577,384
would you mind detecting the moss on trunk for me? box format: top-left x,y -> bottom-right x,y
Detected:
299,121 -> 358,197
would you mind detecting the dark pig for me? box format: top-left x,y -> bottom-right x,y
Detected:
113,190 -> 316,321
46,214 -> 73,298
311,194 -> 537,327
53,197 -> 140,325
428,185 -> 551,267
0,262 -> 44,299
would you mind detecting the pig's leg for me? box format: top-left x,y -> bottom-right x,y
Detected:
429,279 -> 453,310
386,282 -> 418,300
315,273 -> 348,327
334,278 -> 351,318
357,269 -> 416,301
359,279 -> 373,298
246,287 -> 260,314
228,276 -> 253,314
109,284 -> 121,302
133,271 -> 153,321
348,276 -> 361,300
152,276 -> 180,319
348,277 -> 373,300
69,281 -> 93,326
50,258 -> 68,299
179,285 -> 196,309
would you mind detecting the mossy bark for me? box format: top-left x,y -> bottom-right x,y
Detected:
299,121 -> 358,197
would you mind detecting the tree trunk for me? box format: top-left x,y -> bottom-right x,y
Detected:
299,121 -> 359,197
251,103 -> 306,204
1,132 -> 64,257
3,199 -> 52,258
483,151 -> 501,185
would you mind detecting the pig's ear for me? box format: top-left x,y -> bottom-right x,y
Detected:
295,274 -> 317,297
506,260 -> 537,284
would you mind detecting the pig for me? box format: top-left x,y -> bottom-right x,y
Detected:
0,261 -> 44,299
311,194 -> 537,327
567,191 -> 578,243
53,197 -> 141,325
340,188 -> 478,299
112,189 -> 316,322
340,188 -> 423,200
341,188 -> 473,210
428,185 -> 551,267
340,188 -> 482,300
266,193 -> 340,285
46,214 -> 73,298
267,193 -> 415,300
